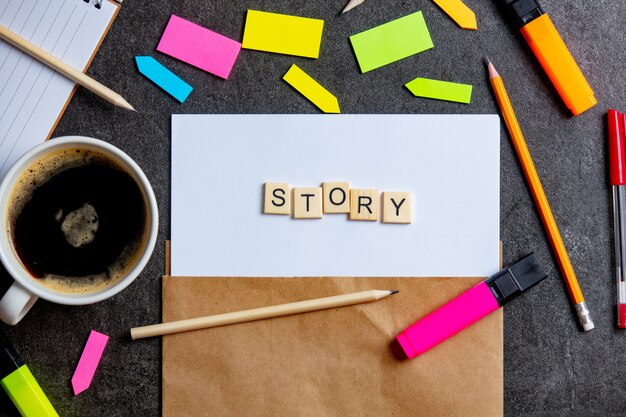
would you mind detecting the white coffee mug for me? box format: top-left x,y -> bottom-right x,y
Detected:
0,136 -> 158,325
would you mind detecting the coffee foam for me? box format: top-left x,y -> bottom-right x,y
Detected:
7,147 -> 149,294
60,203 -> 99,248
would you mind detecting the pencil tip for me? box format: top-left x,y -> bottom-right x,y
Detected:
117,97 -> 136,112
484,57 -> 498,79
389,290 -> 399,295
341,0 -> 364,14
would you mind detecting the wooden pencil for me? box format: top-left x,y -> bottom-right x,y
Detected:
0,25 -> 135,111
486,59 -> 594,331
131,289 -> 398,340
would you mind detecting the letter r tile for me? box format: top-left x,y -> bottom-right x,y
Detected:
349,189 -> 379,221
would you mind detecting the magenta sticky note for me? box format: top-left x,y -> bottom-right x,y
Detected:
71,330 -> 109,395
157,15 -> 242,79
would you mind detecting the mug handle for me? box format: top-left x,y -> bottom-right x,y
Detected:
0,282 -> 38,325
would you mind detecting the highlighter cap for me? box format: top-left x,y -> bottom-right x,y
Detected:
485,253 -> 548,306
609,109 -> 626,186
501,0 -> 544,28
0,332 -> 23,377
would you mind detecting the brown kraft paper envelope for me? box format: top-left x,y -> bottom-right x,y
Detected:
162,275 -> 503,417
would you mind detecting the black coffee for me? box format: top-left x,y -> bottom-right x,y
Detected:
8,148 -> 147,293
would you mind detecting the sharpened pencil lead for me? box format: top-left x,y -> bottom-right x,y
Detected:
342,0 -> 364,14
389,290 -> 399,295
485,58 -> 499,79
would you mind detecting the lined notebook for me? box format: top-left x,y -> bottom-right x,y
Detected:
0,0 -> 119,179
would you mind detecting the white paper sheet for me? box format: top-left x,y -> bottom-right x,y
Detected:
0,0 -> 117,179
171,114 -> 500,277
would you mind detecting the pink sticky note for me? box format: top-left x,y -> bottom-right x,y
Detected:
71,330 -> 109,395
157,15 -> 242,79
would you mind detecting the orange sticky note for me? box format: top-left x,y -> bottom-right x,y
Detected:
432,0 -> 477,30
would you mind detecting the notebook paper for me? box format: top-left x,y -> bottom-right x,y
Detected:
0,0 -> 117,179
171,114 -> 500,277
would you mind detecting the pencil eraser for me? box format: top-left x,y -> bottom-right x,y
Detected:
582,321 -> 594,331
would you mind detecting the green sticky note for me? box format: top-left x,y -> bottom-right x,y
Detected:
405,77 -> 473,104
349,11 -> 433,73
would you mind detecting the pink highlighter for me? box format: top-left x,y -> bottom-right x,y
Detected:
396,253 -> 548,359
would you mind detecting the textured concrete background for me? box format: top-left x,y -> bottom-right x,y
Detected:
0,0 -> 624,416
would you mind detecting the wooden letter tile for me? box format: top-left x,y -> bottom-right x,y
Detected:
382,192 -> 412,224
293,187 -> 323,219
349,189 -> 379,221
322,182 -> 350,213
264,183 -> 291,215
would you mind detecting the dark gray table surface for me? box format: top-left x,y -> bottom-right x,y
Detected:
0,0 -> 624,416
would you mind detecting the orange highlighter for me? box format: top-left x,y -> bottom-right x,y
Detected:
501,0 -> 596,116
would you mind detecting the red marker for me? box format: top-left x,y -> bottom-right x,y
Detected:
608,109 -> 626,328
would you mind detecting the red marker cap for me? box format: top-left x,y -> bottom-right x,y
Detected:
619,304 -> 626,329
608,109 -> 626,186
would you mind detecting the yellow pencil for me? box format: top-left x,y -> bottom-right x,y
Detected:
0,25 -> 134,111
486,59 -> 593,331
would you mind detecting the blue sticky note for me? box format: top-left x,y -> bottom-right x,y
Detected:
135,56 -> 193,103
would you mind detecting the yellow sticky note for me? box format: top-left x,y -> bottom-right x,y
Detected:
283,65 -> 340,113
242,10 -> 324,58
